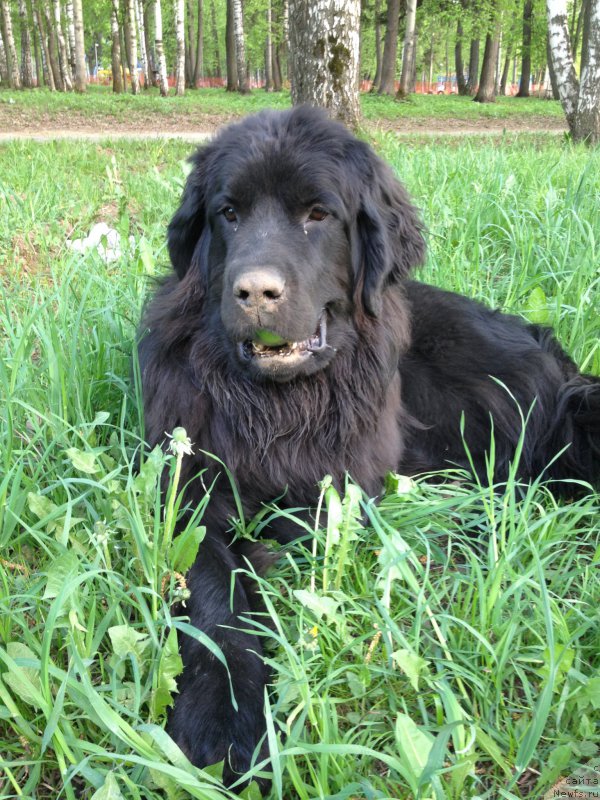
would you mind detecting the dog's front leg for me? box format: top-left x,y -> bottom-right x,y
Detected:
168,529 -> 270,791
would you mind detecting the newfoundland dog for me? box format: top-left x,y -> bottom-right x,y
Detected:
138,106 -> 599,788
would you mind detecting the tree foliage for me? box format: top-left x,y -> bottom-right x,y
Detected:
0,0 -> 597,141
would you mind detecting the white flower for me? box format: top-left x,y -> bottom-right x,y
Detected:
166,427 -> 194,457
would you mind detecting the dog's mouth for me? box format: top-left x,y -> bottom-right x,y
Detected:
238,313 -> 328,363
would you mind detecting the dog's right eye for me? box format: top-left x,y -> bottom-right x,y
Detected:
222,207 -> 237,223
308,206 -> 329,222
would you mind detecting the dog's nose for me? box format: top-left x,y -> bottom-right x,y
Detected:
233,269 -> 286,307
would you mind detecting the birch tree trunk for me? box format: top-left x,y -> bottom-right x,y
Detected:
42,0 -> 62,88
289,0 -> 361,128
571,0 -> 600,141
110,0 -> 123,91
397,0 -> 417,97
0,30 -> 9,84
71,0 -> 86,91
32,3 -> 43,84
65,0 -> 74,73
546,0 -> 599,142
0,0 -> 22,87
174,0 -> 185,94
154,0 -> 168,94
53,0 -> 72,89
18,0 -> 35,86
232,0 -> 249,92
126,0 -> 140,92
378,0 -> 400,94
33,1 -> 54,87
135,0 -> 149,86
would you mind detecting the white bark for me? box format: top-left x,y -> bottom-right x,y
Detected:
574,0 -> 600,142
71,0 -> 86,91
33,1 -> 55,88
65,0 -> 75,72
0,30 -> 9,84
289,0 -> 361,127
232,0 -> 248,92
0,0 -> 22,87
547,0 -> 600,142
126,0 -> 140,92
53,0 -> 72,89
174,0 -> 185,94
546,0 -> 579,125
18,0 -> 35,87
154,0 -> 169,95
135,0 -> 149,86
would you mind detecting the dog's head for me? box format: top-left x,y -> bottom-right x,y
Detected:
167,106 -> 425,381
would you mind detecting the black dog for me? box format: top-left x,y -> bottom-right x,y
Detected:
139,106 -> 600,788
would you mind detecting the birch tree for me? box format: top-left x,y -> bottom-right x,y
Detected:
154,0 -> 168,94
289,0 -> 361,128
33,1 -> 55,87
53,0 -> 72,89
0,0 -> 22,87
232,0 -> 249,92
65,0 -> 74,72
547,0 -> 600,142
18,0 -> 35,86
126,0 -> 139,92
0,30 -> 9,84
42,0 -> 63,88
174,0 -> 185,94
136,0 -> 149,86
71,0 -> 86,91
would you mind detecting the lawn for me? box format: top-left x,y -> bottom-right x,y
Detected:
0,85 -> 566,133
0,133 -> 599,799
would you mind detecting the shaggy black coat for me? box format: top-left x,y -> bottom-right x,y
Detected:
138,106 -> 600,789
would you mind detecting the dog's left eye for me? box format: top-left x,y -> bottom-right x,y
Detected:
308,207 -> 329,222
222,206 -> 237,222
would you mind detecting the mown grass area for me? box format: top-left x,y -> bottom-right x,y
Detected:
0,135 -> 599,800
0,84 -> 565,127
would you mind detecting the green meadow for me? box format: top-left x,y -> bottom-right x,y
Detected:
0,133 -> 598,799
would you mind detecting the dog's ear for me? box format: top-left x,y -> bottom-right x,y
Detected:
167,149 -> 213,279
354,152 -> 426,317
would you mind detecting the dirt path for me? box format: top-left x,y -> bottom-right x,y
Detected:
0,109 -> 568,141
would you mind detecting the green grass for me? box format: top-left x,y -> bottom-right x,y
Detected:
0,135 -> 599,799
0,84 -> 565,127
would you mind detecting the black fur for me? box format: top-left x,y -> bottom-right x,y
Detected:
138,106 -> 600,789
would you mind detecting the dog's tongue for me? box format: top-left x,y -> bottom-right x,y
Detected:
253,329 -> 288,346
